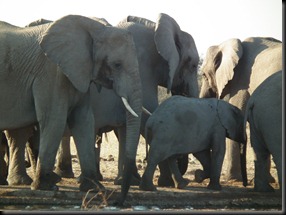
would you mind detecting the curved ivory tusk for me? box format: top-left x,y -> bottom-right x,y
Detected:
121,97 -> 139,118
142,106 -> 152,116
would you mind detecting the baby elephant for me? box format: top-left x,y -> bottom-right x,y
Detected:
139,96 -> 247,191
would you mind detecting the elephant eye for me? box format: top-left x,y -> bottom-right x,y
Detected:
112,62 -> 122,70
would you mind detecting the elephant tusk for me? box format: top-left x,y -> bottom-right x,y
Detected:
142,106 -> 152,116
121,97 -> 139,118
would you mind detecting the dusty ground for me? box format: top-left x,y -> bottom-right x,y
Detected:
0,132 -> 283,213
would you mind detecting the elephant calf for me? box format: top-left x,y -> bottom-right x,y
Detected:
245,71 -> 282,192
139,96 -> 247,191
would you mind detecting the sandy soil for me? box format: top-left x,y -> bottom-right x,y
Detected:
0,131 -> 282,212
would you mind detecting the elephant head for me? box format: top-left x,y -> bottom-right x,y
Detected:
39,15 -> 142,203
126,13 -> 200,97
40,15 -> 141,116
199,38 -> 243,99
155,13 -> 199,97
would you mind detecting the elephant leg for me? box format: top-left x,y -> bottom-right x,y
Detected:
25,142 -> 37,175
177,154 -> 189,175
26,126 -> 40,173
267,156 -> 276,183
207,139 -> 225,190
5,127 -> 34,185
157,155 -> 188,187
271,153 -> 282,191
253,149 -> 274,192
0,132 -> 8,185
193,150 -> 211,183
157,160 -> 175,187
68,104 -> 104,192
54,136 -> 74,178
139,140 -> 164,192
139,161 -> 157,191
94,131 -> 103,181
77,130 -> 103,183
224,92 -> 249,181
114,127 -> 141,186
31,122 -> 64,191
224,139 -> 242,181
167,156 -> 190,189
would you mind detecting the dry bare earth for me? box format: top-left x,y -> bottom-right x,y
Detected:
0,88 -> 283,212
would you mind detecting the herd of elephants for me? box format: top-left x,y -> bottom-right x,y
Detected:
0,13 -> 282,206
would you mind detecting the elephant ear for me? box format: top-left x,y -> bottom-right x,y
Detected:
154,13 -> 180,93
40,15 -> 105,93
217,100 -> 245,143
215,38 -> 243,98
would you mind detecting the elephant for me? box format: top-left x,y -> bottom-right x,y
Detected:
54,13 -> 200,188
0,132 -> 8,185
199,37 -> 282,181
244,71 -> 282,192
139,95 -> 247,191
0,14 -> 143,206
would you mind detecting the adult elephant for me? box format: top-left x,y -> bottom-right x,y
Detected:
245,71 -> 282,192
199,37 -> 282,181
0,14 -> 142,206
74,13 -> 199,187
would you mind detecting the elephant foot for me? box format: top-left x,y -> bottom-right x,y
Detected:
77,173 -> 103,184
31,172 -> 61,191
79,176 -> 105,192
254,182 -> 275,192
176,178 -> 190,189
194,169 -> 209,183
139,180 -> 157,191
224,172 -> 242,182
207,182 -> 222,191
7,174 -> 33,185
54,167 -> 74,178
157,175 -> 175,187
114,174 -> 141,186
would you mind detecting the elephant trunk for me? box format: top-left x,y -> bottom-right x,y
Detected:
117,78 -> 142,206
199,78 -> 218,98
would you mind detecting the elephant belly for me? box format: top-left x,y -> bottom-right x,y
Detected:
0,85 -> 36,129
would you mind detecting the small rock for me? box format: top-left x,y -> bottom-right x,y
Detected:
132,205 -> 148,211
